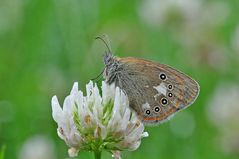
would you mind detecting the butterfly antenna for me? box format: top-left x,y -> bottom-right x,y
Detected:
95,35 -> 112,53
90,68 -> 105,82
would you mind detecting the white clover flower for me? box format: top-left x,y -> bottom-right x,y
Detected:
51,81 -> 148,158
138,0 -> 202,27
207,83 -> 239,154
18,135 -> 56,159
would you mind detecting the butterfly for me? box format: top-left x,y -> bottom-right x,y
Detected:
96,36 -> 200,125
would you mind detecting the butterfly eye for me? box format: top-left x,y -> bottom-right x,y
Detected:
168,92 -> 173,98
159,73 -> 167,80
154,106 -> 161,113
104,53 -> 113,65
145,109 -> 151,115
161,98 -> 168,105
168,84 -> 173,90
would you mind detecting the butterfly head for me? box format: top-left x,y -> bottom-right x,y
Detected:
104,53 -> 114,66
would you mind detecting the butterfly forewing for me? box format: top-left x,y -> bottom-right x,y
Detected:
113,57 -> 200,125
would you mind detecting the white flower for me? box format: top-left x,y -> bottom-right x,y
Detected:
51,81 -> 148,158
18,135 -> 56,159
138,0 -> 202,27
138,0 -> 229,28
207,83 -> 239,154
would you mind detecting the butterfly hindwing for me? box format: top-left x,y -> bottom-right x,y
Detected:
114,57 -> 200,125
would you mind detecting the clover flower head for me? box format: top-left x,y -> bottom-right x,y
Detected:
51,81 -> 148,158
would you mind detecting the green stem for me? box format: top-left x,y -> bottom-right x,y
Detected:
94,151 -> 101,159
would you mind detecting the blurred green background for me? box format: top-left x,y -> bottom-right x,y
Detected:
0,0 -> 239,158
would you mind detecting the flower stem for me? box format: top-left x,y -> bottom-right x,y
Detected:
94,151 -> 101,159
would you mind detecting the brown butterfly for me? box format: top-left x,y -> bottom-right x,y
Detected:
96,36 -> 200,125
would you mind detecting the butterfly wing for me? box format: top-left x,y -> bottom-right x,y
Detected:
114,57 -> 200,125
